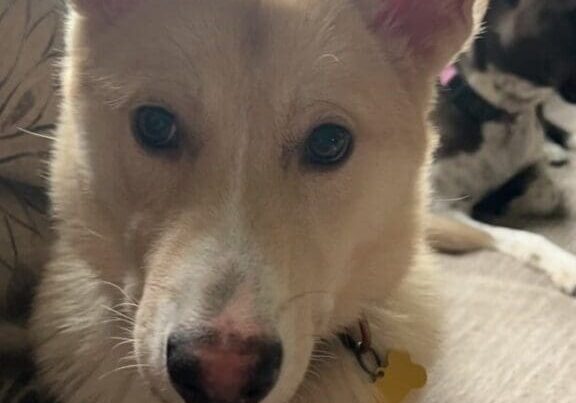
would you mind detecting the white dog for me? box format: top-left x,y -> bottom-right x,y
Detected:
30,1 -> 486,402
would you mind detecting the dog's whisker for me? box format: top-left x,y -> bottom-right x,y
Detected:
99,280 -> 139,305
110,336 -> 135,343
111,343 -> 135,353
17,127 -> 56,141
112,340 -> 135,352
432,195 -> 470,203
98,316 -> 135,324
118,355 -> 138,364
75,225 -> 108,241
95,318 -> 135,330
113,301 -> 139,309
98,364 -> 151,381
98,318 -> 135,333
101,305 -> 136,324
101,300 -> 137,317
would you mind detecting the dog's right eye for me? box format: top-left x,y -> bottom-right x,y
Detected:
305,124 -> 353,167
132,106 -> 179,149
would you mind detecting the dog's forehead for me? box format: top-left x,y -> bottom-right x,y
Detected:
77,0 -> 374,109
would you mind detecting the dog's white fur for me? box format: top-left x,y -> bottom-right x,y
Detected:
30,1 -> 485,402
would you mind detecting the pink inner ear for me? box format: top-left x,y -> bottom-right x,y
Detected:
372,0 -> 458,47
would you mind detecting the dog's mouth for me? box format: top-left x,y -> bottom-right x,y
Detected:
559,73 -> 576,104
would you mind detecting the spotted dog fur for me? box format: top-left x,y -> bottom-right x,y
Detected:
432,0 -> 576,294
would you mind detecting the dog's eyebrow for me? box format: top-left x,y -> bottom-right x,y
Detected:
166,32 -> 201,78
88,73 -> 197,110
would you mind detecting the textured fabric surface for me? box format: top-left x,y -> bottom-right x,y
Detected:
425,247 -> 576,402
0,0 -> 60,402
0,0 -> 61,187
1,1 -> 576,402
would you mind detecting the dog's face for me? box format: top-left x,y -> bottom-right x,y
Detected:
475,0 -> 576,102
55,1 -> 480,402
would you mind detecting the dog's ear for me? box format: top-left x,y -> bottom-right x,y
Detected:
68,0 -> 139,20
355,0 -> 487,77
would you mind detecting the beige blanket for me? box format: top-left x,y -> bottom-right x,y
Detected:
422,104 -> 576,403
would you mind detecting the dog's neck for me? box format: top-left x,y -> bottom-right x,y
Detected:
458,56 -> 554,114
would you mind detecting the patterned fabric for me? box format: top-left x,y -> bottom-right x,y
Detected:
0,0 -> 62,402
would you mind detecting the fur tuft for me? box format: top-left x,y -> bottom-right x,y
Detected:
427,214 -> 494,254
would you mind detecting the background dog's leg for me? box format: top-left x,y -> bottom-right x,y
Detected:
427,214 -> 494,254
543,141 -> 570,167
541,110 -> 573,151
505,163 -> 566,217
543,97 -> 576,150
429,213 -> 576,295
472,162 -> 566,218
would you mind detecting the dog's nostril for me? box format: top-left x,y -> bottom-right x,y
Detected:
241,341 -> 283,401
166,335 -> 204,400
166,332 -> 283,403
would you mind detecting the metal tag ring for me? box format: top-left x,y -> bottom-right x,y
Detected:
355,347 -> 387,382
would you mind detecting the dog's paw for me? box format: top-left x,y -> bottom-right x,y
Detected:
506,172 -> 566,218
524,239 -> 576,296
548,261 -> 576,297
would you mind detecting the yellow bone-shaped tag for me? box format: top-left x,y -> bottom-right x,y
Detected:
375,351 -> 427,403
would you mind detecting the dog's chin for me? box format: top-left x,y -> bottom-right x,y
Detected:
559,74 -> 576,104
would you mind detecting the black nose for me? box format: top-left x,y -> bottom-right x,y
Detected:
167,332 -> 283,403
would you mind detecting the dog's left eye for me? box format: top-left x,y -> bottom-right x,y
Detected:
133,106 -> 179,149
305,124 -> 353,166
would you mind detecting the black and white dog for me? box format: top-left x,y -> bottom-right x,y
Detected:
430,0 -> 576,295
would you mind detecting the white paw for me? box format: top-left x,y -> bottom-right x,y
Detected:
541,253 -> 576,296
477,222 -> 576,296
550,269 -> 576,296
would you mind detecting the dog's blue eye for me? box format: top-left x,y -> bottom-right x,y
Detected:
306,124 -> 353,166
133,106 -> 178,149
